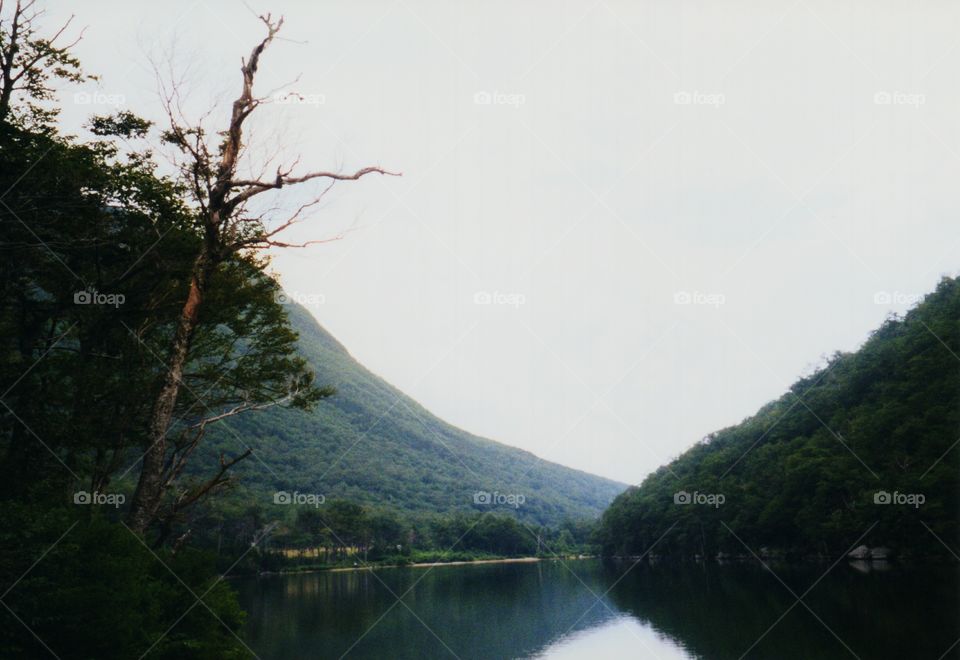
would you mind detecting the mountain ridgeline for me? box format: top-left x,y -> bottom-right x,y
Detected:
598,277 -> 960,560
199,302 -> 625,528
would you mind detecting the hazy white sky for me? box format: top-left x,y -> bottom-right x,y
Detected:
50,0 -> 960,484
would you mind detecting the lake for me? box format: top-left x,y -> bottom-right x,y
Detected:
235,559 -> 959,659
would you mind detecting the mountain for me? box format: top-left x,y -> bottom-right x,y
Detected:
597,277 -> 960,559
199,301 -> 625,527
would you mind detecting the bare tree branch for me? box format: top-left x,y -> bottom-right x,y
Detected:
127,13 -> 399,535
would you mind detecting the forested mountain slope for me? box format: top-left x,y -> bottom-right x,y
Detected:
198,301 -> 625,527
598,277 -> 960,558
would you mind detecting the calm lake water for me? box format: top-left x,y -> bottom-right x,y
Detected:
235,559 -> 959,659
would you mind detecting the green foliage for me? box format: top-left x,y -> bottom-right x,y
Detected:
205,497 -> 597,575
88,110 -> 153,139
0,505 -> 246,659
0,2 -> 92,127
597,278 -> 960,560
192,301 -> 625,530
0,10 -> 326,656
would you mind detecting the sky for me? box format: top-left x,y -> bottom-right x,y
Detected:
48,0 -> 960,484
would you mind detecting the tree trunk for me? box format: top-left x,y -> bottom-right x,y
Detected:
0,18 -> 17,124
121,16 -> 391,536
126,251 -> 213,533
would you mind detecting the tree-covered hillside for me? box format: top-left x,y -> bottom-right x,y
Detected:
598,277 -> 960,559
194,301 -> 625,528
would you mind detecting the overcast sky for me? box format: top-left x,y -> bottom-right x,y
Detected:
50,0 -> 960,484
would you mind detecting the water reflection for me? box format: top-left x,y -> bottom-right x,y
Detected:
235,559 -> 959,659
603,560 -> 959,659
528,616 -> 691,659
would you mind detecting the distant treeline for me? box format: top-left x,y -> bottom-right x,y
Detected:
191,497 -> 597,573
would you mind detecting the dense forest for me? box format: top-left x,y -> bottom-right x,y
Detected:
598,277 -> 960,560
190,301 -> 623,530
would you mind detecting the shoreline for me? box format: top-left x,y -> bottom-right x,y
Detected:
242,555 -> 593,578
330,556 -> 544,572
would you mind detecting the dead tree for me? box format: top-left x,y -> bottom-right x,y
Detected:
126,14 -> 398,533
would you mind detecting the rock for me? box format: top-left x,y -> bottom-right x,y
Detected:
848,544 -> 871,559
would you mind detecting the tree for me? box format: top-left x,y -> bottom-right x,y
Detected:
323,499 -> 366,559
0,4 -> 393,655
125,13 -> 398,533
365,509 -> 407,559
0,0 -> 88,125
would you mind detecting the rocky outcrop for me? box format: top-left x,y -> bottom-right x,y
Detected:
847,545 -> 893,560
